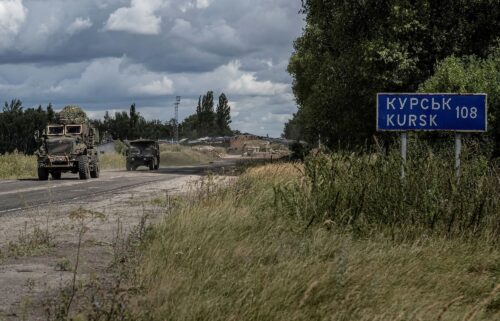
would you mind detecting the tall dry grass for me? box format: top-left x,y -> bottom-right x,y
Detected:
159,144 -> 220,166
275,149 -> 500,242
0,152 -> 36,179
131,161 -> 499,321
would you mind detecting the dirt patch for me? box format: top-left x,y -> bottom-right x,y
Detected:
0,173 -> 205,321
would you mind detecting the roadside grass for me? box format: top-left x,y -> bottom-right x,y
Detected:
0,153 -> 125,179
130,156 -> 499,320
99,153 -> 125,170
160,145 -> 221,166
0,152 -> 36,179
3,223 -> 55,258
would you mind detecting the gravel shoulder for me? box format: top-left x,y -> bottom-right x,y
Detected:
0,171 -> 204,320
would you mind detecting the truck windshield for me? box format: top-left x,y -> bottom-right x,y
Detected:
47,125 -> 64,135
66,125 -> 82,135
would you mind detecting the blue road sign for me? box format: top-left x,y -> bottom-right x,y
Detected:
377,93 -> 487,132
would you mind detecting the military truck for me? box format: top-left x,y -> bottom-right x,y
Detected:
126,140 -> 160,171
35,106 -> 100,180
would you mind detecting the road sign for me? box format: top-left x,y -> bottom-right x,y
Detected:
377,93 -> 487,132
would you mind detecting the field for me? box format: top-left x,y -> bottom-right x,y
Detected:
112,148 -> 500,321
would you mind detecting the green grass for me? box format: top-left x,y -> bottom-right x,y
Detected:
160,145 -> 220,166
129,159 -> 499,321
99,153 -> 125,170
0,152 -> 36,179
0,153 -> 125,179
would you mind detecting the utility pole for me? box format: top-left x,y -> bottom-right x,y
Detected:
174,96 -> 181,144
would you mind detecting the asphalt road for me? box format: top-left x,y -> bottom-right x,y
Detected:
0,161 -> 238,214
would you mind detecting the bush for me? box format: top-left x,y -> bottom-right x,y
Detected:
275,143 -> 500,242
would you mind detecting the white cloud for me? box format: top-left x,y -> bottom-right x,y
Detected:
170,18 -> 243,53
221,61 -> 288,96
195,0 -> 212,9
0,0 -> 27,48
131,76 -> 173,96
67,17 -> 92,35
168,60 -> 288,97
104,0 -> 165,35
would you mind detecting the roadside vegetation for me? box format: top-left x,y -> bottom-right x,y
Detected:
60,142 -> 498,321
0,153 -> 125,179
159,144 -> 222,166
0,152 -> 37,179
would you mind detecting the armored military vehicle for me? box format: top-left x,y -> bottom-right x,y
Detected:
35,106 -> 100,180
126,140 -> 160,171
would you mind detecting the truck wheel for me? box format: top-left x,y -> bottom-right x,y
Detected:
78,155 -> 90,180
51,171 -> 62,180
38,168 -> 49,181
149,160 -> 154,171
154,157 -> 160,170
126,161 -> 132,171
90,160 -> 100,178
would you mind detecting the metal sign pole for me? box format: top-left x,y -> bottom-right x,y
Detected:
401,132 -> 407,179
455,133 -> 462,178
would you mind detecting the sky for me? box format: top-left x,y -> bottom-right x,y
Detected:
0,0 -> 305,137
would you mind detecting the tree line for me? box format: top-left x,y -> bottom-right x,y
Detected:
286,0 -> 500,157
0,91 -> 233,155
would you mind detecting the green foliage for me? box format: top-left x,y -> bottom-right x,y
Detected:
287,0 -> 500,149
0,100 -> 49,155
183,91 -> 233,138
420,49 -> 500,156
216,93 -> 231,136
92,107 -> 173,141
275,147 -> 500,242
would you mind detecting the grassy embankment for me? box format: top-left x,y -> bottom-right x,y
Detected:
125,146 -> 499,321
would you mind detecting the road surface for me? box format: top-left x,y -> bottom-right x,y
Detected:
0,161 -> 237,214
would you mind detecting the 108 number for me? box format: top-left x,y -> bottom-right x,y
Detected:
456,106 -> 478,119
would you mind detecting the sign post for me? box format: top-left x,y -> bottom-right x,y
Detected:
377,93 -> 487,178
401,132 -> 407,179
455,133 -> 462,178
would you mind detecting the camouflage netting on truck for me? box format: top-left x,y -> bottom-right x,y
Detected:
58,105 -> 88,124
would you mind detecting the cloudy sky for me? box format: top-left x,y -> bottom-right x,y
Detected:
0,0 -> 304,137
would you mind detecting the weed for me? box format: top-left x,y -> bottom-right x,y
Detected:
6,222 -> 54,257
55,258 -> 72,272
274,147 -> 500,242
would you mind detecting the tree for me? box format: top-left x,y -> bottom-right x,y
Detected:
0,100 -> 49,154
288,0 -> 500,149
129,103 -> 139,140
216,93 -> 231,136
47,103 -> 55,123
197,91 -> 216,137
420,48 -> 500,157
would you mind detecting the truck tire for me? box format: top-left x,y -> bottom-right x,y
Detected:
38,168 -> 49,181
126,161 -> 132,171
154,157 -> 160,170
78,155 -> 90,180
149,160 -> 154,171
90,159 -> 100,178
51,171 -> 62,180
